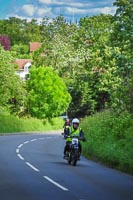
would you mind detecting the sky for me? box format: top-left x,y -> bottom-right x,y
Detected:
0,0 -> 117,23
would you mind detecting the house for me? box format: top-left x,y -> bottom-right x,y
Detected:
15,42 -> 42,80
16,58 -> 32,80
29,42 -> 42,54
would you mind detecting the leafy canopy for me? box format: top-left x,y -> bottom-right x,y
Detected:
27,66 -> 71,119
0,46 -> 27,113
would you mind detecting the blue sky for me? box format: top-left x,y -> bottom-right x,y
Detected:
0,0 -> 117,22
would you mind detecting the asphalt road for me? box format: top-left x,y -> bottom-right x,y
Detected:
0,133 -> 133,200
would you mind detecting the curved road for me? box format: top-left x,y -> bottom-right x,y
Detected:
0,133 -> 133,200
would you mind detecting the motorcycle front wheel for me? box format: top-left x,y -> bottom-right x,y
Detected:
72,156 -> 77,166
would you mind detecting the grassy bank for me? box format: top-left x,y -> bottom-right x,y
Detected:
1,111 -> 132,175
81,110 -> 133,174
0,113 -> 63,134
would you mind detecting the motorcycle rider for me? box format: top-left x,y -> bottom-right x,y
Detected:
63,118 -> 71,138
63,118 -> 86,158
63,118 -> 71,127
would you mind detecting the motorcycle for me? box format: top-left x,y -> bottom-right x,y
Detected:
65,136 -> 81,166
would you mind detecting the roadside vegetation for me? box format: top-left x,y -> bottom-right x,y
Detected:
0,0 -> 132,175
81,110 -> 133,175
0,113 -> 63,134
0,110 -> 132,175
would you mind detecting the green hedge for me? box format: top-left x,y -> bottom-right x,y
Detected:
81,110 -> 133,174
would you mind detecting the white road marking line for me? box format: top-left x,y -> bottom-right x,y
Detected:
46,136 -> 52,139
17,154 -> 24,160
53,136 -> 59,138
31,139 -> 37,142
17,136 -> 68,191
18,144 -> 23,148
24,141 -> 29,144
16,149 -> 19,153
26,162 -> 40,172
43,176 -> 69,191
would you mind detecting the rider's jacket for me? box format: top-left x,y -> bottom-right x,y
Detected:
66,126 -> 82,142
70,127 -> 81,136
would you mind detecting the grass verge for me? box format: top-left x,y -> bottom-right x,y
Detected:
81,110 -> 133,175
0,113 -> 63,134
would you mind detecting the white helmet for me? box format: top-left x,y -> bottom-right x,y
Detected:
72,118 -> 80,124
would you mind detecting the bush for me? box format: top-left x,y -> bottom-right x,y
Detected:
81,110 -> 133,174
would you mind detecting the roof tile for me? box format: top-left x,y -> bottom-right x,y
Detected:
16,59 -> 32,70
30,42 -> 42,53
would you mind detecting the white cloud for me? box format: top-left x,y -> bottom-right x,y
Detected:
103,6 -> 116,15
4,1 -> 117,22
59,5 -> 116,16
37,7 -> 52,16
91,6 -> 116,15
38,0 -> 64,5
65,7 -> 88,15
22,4 -> 36,17
38,0 -> 93,7
37,8 -> 45,16
21,4 -> 53,18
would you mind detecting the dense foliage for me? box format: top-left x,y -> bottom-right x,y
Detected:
0,46 -> 27,114
0,35 -> 10,50
0,0 -> 132,118
81,110 -> 133,174
27,66 -> 71,119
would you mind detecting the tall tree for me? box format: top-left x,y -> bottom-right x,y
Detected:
33,14 -> 121,117
0,46 -> 27,114
27,66 -> 71,119
0,35 -> 10,50
110,0 -> 133,113
112,0 -> 133,77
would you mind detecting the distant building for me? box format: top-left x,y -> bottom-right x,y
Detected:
15,59 -> 32,80
15,42 -> 42,80
29,42 -> 42,54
